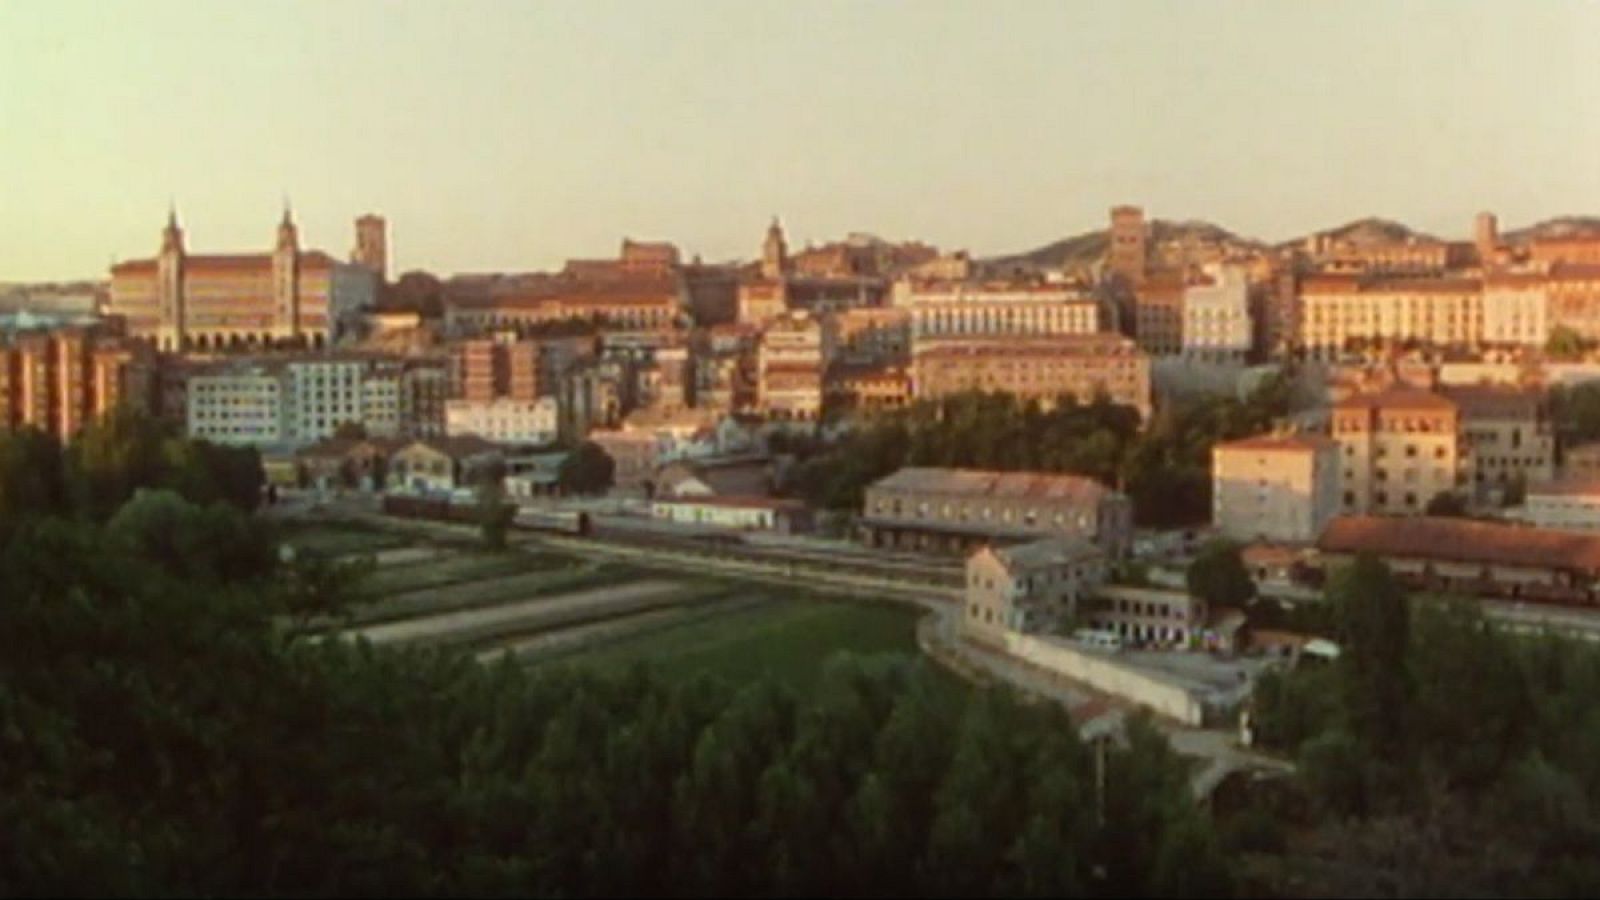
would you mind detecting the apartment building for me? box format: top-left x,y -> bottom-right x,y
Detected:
757,310 -> 825,421
1547,264 -> 1600,342
910,335 -> 1151,420
1439,384 -> 1554,501
186,361 -> 288,446
893,279 -> 1104,343
1212,433 -> 1341,544
1182,264 -> 1252,361
825,307 -> 911,365
1481,273 -> 1548,347
861,467 -> 1133,558
1331,387 -> 1463,516
1299,276 -> 1484,357
1132,274 -> 1185,356
0,325 -> 155,440
444,396 -> 559,446
184,354 -> 435,448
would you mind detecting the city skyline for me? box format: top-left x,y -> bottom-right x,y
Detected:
4,0 -> 1600,280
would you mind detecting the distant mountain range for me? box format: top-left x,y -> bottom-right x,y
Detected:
981,214 -> 1600,273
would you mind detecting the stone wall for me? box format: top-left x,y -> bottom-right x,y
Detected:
1001,632 -> 1204,725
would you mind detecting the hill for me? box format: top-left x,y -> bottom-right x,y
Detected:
983,219 -> 1264,273
1502,216 -> 1600,244
1277,216 -> 1438,251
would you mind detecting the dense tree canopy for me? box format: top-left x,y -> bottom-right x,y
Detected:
0,499 -> 1227,896
559,441 -> 616,496
782,374 -> 1293,527
0,435 -> 1227,896
1186,540 -> 1255,610
1244,558 -> 1600,894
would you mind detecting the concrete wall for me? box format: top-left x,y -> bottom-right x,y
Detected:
1001,631 -> 1204,725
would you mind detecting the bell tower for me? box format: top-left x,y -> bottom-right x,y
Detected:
352,213 -> 388,280
273,203 -> 300,340
761,216 -> 788,280
157,205 -> 186,351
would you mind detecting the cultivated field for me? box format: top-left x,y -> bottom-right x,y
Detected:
300,519 -> 941,691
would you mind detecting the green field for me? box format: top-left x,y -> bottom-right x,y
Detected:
550,592 -> 939,690
278,522 -> 411,556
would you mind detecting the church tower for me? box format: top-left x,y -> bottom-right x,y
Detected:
352,213 -> 388,280
761,216 -> 789,280
273,204 -> 300,341
157,206 -> 186,351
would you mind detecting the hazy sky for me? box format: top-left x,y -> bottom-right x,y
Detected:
3,0 -> 1599,280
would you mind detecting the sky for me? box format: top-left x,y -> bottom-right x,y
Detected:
2,0 -> 1599,281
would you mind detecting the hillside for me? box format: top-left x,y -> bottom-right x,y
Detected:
1502,216 -> 1600,244
1276,217 -> 1438,251
983,218 -> 1263,272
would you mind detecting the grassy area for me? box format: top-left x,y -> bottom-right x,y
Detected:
278,522 -> 412,556
346,559 -> 662,628
365,550 -> 578,595
553,592 -> 936,690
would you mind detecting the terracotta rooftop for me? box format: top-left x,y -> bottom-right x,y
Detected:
1437,384 -> 1544,419
1216,433 -> 1338,453
870,467 -> 1118,503
653,494 -> 806,512
1333,387 -> 1456,412
110,250 -> 337,274
1317,515 -> 1600,573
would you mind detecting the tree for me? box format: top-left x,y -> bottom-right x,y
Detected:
0,426 -> 67,535
1328,554 -> 1414,784
559,442 -> 615,496
476,465 -> 514,551
1186,540 -> 1255,609
1547,325 -> 1590,361
1425,491 -> 1468,517
333,421 -> 368,441
66,404 -> 170,519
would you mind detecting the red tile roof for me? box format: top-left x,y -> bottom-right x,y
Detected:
654,494 -> 806,512
1318,515 -> 1600,573
1333,387 -> 1456,412
1216,433 -> 1338,453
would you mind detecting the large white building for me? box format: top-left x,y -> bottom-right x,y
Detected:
284,358 -> 365,443
895,279 -> 1105,342
1212,433 -> 1342,544
184,354 -> 429,448
444,396 -> 559,446
1481,273 -> 1549,348
1182,264 -> 1252,361
186,362 -> 287,446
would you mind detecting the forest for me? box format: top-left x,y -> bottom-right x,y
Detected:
1242,557 -> 1600,895
782,374 -> 1292,526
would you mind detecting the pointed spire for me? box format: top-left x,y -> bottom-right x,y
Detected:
281,193 -> 293,227
166,198 -> 178,230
